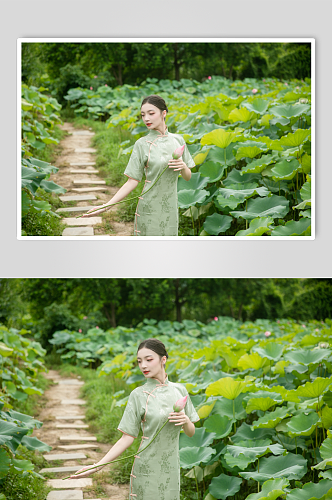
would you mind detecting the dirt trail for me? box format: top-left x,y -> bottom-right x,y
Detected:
51,122 -> 133,236
34,369 -> 128,500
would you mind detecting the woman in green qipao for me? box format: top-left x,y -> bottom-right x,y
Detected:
81,95 -> 196,236
69,338 -> 200,500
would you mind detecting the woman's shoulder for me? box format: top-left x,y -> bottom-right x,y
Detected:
168,131 -> 185,143
169,380 -> 188,394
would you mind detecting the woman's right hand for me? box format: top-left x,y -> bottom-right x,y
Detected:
81,205 -> 108,217
68,464 -> 101,479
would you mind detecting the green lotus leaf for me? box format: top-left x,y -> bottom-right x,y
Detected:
244,478 -> 289,500
233,423 -> 274,443
0,448 -> 10,479
22,385 -> 43,396
40,180 -> 66,194
241,154 -> 276,175
177,189 -> 209,209
286,412 -> 320,436
0,342 -> 13,357
201,129 -> 238,149
179,446 -> 216,469
242,98 -> 269,115
224,169 -> 262,186
269,104 -> 311,119
227,439 -> 284,461
319,471 -> 332,480
21,435 -> 52,452
231,195 -> 289,221
0,420 -> 29,453
240,453 -> 307,482
294,378 -> 332,399
228,107 -> 256,123
246,397 -> 277,414
224,451 -> 253,469
203,213 -> 233,235
209,473 -> 243,500
206,377 -> 247,400
321,407 -> 332,430
216,194 -> 243,210
313,459 -> 332,471
199,161 -> 226,182
8,410 -> 43,429
285,349 -> 331,366
179,427 -> 216,449
206,144 -> 237,166
287,479 -> 332,500
203,415 -> 233,439
219,184 -> 269,202
271,159 -> 301,180
11,458 -> 35,473
323,391 -> 332,408
320,437 -> 332,461
178,172 -> 209,191
236,217 -> 274,236
301,153 -> 311,174
253,343 -> 284,362
285,364 -> 309,375
300,181 -> 311,201
238,352 -> 269,370
212,395 -> 247,420
236,146 -> 263,160
279,128 -> 311,147
271,218 -> 311,236
251,407 -> 291,429
183,203 -> 212,221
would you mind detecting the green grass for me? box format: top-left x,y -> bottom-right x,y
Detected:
30,123 -> 67,164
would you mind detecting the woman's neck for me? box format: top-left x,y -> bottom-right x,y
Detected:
154,122 -> 167,135
154,372 -> 167,384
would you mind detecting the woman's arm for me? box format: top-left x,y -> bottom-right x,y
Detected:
168,411 -> 195,437
168,158 -> 191,181
81,177 -> 139,218
68,433 -> 135,478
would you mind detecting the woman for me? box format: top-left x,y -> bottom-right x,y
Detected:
81,95 -> 196,236
69,338 -> 200,500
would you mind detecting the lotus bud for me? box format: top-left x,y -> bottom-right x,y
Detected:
214,317 -> 218,321
173,395 -> 187,412
264,331 -> 271,337
172,145 -> 185,159
252,88 -> 258,94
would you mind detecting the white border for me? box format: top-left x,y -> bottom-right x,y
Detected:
17,38 -> 315,241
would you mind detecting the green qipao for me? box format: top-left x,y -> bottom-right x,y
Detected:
117,374 -> 200,500
124,128 -> 196,236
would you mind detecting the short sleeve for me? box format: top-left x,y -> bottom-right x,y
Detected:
117,390 -> 142,438
181,140 -> 196,170
124,140 -> 145,182
183,388 -> 200,423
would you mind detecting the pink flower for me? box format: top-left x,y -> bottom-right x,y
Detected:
296,86 -> 300,89
105,84 -> 108,86
208,76 -> 212,80
173,395 -> 187,412
78,329 -> 82,333
96,326 -> 99,329
172,144 -> 185,159
83,316 -> 88,320
277,320 -> 280,323
285,83 -> 288,86
94,75 -> 98,78
302,324 -> 306,328
265,331 -> 271,337
315,329 -> 319,332
252,88 -> 258,94
214,317 -> 218,321
90,87 -> 93,90
263,79 -> 265,82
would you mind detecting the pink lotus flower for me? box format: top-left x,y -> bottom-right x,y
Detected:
296,86 -> 300,89
208,76 -> 212,80
105,84 -> 108,86
252,88 -> 258,94
96,326 -> 99,329
285,83 -> 288,86
173,395 -> 188,412
94,75 -> 98,78
263,79 -> 265,82
277,320 -> 280,323
214,317 -> 218,321
90,87 -> 93,90
173,144 -> 185,159
315,329 -> 319,332
83,316 -> 88,320
78,329 -> 82,333
302,324 -> 306,328
265,331 -> 271,337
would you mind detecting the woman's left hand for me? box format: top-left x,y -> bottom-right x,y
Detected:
168,158 -> 186,172
168,411 -> 189,426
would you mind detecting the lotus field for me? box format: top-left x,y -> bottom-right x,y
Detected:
49,316 -> 332,500
65,76 -> 312,236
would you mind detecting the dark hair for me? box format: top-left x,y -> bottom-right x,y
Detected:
137,338 -> 169,362
141,95 -> 169,114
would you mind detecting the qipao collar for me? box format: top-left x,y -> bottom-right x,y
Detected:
145,373 -> 169,387
147,127 -> 169,138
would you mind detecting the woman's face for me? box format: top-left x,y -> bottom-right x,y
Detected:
137,347 -> 165,378
140,102 -> 166,131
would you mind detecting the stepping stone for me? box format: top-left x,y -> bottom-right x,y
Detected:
58,444 -> 100,450
61,399 -> 86,405
62,227 -> 94,236
58,379 -> 85,385
55,416 -> 85,420
40,466 -> 82,474
62,218 -> 102,227
47,478 -> 92,489
74,148 -> 97,153
56,206 -> 95,213
47,491 -> 83,500
71,131 -> 95,136
70,169 -> 99,174
56,424 -> 88,429
59,194 -> 97,202
73,179 -> 106,185
43,453 -> 87,461
59,436 -> 97,441
72,187 -> 107,192
70,162 -> 96,166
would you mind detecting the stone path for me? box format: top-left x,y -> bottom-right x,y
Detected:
50,123 -> 133,237
35,370 -> 128,500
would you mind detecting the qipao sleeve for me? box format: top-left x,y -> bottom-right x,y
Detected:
117,390 -> 142,438
124,139 -> 145,182
183,387 -> 200,423
179,136 -> 196,170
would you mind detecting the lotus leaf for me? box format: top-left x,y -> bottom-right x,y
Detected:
228,107 -> 256,123
322,406 -> 332,430
271,218 -> 311,236
239,453 -> 307,482
193,149 -> 210,165
241,154 -> 276,175
0,449 -> 10,479
271,159 -> 301,181
319,471 -> 332,480
40,180 -> 66,194
209,473 -> 243,500
269,104 -> 311,120
252,407 -> 291,429
285,349 -> 331,366
177,189 -> 209,209
212,395 -> 247,420
203,414 -> 233,439
179,446 -> 216,469
238,352 -> 269,371
206,377 -> 247,400
286,412 -> 320,436
278,128 -> 311,147
242,98 -> 269,115
0,343 -> 13,357
236,217 -> 274,236
294,377 -> 332,399
323,391 -> 332,407
219,184 -> 269,202
320,437 -> 332,461
286,479 -> 332,500
227,439 -> 284,461
224,169 -> 263,186
199,161 -> 226,182
236,146 -> 264,160
244,478 -> 289,500
177,172 -> 209,191
206,144 -> 237,166
180,427 -> 216,449
216,194 -> 243,210
197,402 -> 216,419
0,420 -> 29,453
231,195 -> 289,221
201,129 -> 238,149
21,435 -> 52,452
203,213 -> 233,235
301,153 -> 311,174
246,397 -> 278,413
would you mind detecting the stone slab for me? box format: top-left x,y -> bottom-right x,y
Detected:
47,478 -> 92,489
55,416 -> 85,420
40,466 -> 82,474
61,399 -> 87,405
58,380 -> 84,385
72,187 -> 107,193
71,131 -> 95,136
62,218 -> 102,227
60,436 -> 96,441
58,444 -> 99,450
43,453 -> 87,461
70,169 -> 99,174
73,180 -> 106,185
74,148 -> 97,153
56,206 -> 95,213
59,194 -> 97,202
56,424 -> 88,429
70,162 -> 96,166
47,491 -> 83,500
62,227 -> 94,236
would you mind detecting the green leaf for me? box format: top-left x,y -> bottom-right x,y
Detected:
271,218 -> 311,236
271,159 -> 301,181
209,473 -> 242,500
0,342 -> 13,357
216,194 -> 243,210
241,154 -> 276,175
206,377 -> 247,400
199,162 -> 226,182
203,415 -> 233,439
178,172 -> 209,191
240,453 -> 307,482
201,129 -> 238,149
178,189 -> 209,209
321,406 -> 332,430
295,378 -> 332,399
279,128 -> 311,147
219,184 -> 269,202
180,446 -> 216,469
320,437 -> 332,460
285,349 -> 331,366
40,180 -> 66,194
286,479 -> 332,500
0,448 -> 10,479
227,440 -> 284,460
212,395 -> 247,420
236,217 -> 274,236
246,398 -> 277,413
21,435 -> 52,452
236,146 -> 263,160
270,104 -> 311,120
251,407 -> 291,430
179,427 -> 216,449
243,98 -> 269,115
286,412 -> 320,437
231,195 -> 289,221
233,423 -> 275,443
253,343 -> 284,361
244,478 -> 289,500
203,213 -> 232,235
238,352 -> 269,370
229,107 -> 256,123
